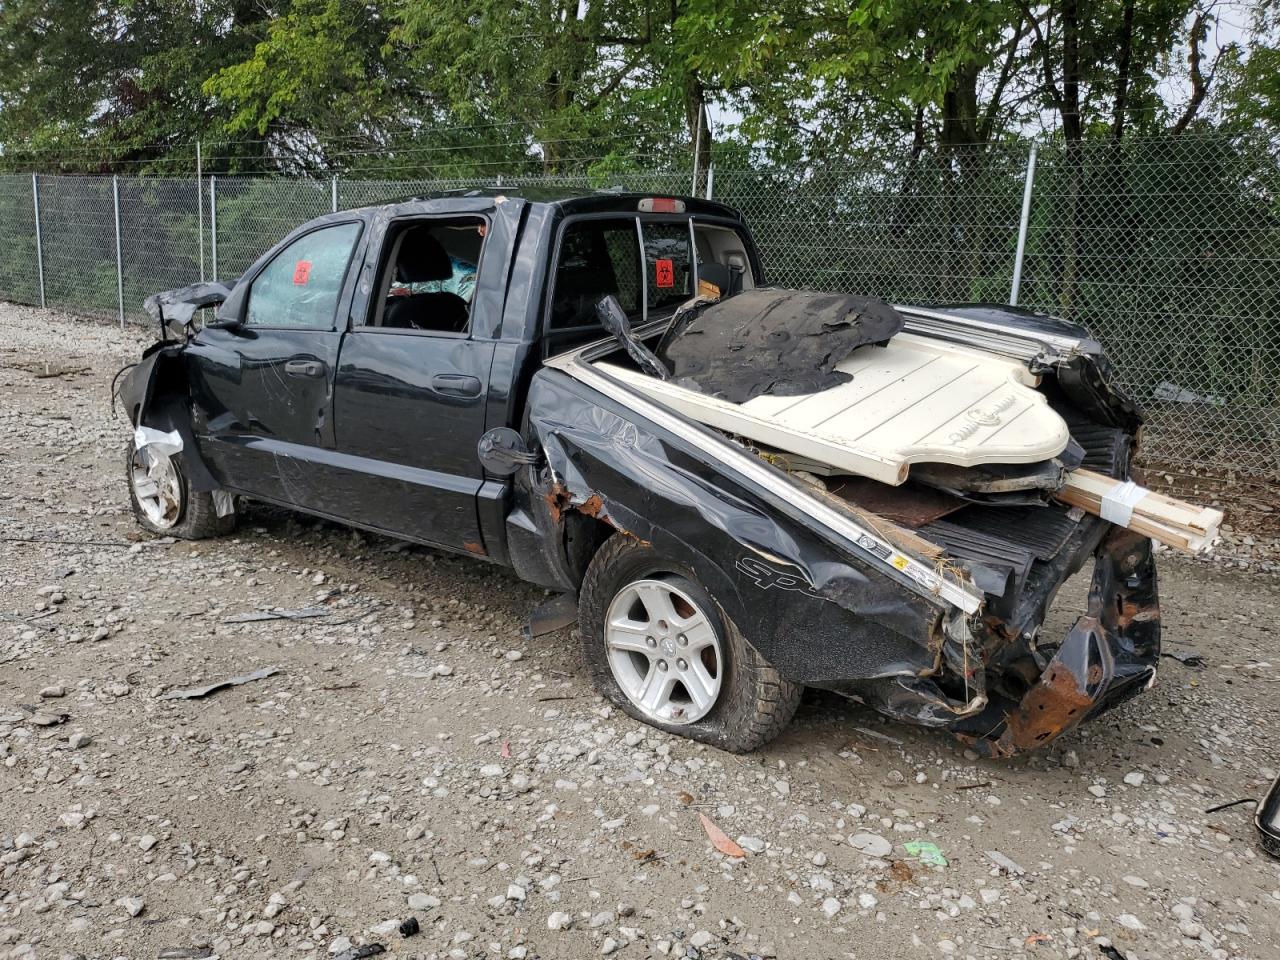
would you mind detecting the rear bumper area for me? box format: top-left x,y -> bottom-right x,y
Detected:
952,527 -> 1160,756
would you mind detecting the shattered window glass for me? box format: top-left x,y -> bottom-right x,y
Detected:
246,222 -> 361,329
642,222 -> 692,314
549,219 -> 642,329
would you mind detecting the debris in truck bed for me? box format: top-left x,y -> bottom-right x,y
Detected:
600,327 -> 1072,485
655,289 -> 904,404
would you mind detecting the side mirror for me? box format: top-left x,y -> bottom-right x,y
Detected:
477,427 -> 539,477
1258,773 -> 1280,858
210,282 -> 249,329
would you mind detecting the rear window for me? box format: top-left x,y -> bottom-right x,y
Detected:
642,222 -> 693,313
547,215 -> 751,340
549,219 -> 642,330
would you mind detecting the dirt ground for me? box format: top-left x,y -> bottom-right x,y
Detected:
2,303 -> 1278,960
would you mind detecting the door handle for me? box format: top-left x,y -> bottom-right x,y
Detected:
430,374 -> 482,398
284,359 -> 326,378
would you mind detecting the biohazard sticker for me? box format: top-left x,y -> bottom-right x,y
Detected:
292,260 -> 312,285
654,258 -> 674,288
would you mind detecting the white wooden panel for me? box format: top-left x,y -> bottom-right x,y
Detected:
597,332 -> 1069,486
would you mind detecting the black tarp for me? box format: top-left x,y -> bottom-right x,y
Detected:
656,289 -> 905,404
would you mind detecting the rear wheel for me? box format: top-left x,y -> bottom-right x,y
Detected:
579,535 -> 801,752
126,439 -> 234,539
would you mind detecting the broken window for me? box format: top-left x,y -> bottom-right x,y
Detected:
366,217 -> 487,334
246,222 -> 361,329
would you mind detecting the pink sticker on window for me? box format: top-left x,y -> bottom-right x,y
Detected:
293,260 -> 312,285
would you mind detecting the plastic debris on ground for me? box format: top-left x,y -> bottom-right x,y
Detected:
903,840 -> 948,866
159,667 -> 280,700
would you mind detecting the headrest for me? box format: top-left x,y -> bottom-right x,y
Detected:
396,229 -> 453,283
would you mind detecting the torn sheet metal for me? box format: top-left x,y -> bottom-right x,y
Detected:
542,351 -> 983,616
159,667 -> 280,700
143,280 -> 234,331
655,289 -> 904,403
951,527 -> 1160,757
522,369 -> 959,688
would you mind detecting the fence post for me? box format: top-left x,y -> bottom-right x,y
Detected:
331,174 -> 338,213
113,175 -> 125,328
210,176 -> 218,278
690,108 -> 703,196
31,173 -> 46,309
197,141 -> 205,282
1010,143 -> 1038,306
705,164 -> 714,201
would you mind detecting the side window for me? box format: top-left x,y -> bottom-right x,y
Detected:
642,222 -> 692,314
370,217 -> 486,334
246,222 -> 361,329
549,219 -> 641,329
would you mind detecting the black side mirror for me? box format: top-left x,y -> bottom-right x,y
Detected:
1258,773 -> 1280,858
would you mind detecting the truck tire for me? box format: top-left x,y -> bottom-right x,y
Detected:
126,439 -> 235,540
578,535 -> 801,752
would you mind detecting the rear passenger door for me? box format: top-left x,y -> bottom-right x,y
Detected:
326,215 -> 494,551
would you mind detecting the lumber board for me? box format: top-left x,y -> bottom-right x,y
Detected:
1056,468 -> 1223,554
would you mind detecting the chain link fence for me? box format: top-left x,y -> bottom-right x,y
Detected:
0,135 -> 1276,480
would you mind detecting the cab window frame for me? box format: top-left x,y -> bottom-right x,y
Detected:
353,212 -> 491,340
242,219 -> 366,333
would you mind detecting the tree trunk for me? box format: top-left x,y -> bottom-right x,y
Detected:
1111,0 -> 1135,142
941,62 -> 982,301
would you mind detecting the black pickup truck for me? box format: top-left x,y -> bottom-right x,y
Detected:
119,188 -> 1160,757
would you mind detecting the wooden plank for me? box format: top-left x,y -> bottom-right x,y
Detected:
1056,468 -> 1223,554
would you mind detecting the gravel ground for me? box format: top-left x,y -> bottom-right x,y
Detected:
2,302 -> 1279,960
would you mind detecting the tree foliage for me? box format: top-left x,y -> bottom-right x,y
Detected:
0,0 -> 1266,174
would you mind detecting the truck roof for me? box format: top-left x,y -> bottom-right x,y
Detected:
359,186 -> 744,221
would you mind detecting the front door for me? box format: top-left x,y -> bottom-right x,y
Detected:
186,220 -> 363,505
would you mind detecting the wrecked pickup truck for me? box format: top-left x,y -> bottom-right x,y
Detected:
119,189 -> 1162,756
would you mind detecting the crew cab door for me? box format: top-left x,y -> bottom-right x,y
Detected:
185,220 -> 363,505
326,214 -> 496,551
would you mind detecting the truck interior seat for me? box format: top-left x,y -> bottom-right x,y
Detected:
383,228 -> 469,333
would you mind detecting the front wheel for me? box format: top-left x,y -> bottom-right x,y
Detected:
578,535 -> 802,752
126,439 -> 234,539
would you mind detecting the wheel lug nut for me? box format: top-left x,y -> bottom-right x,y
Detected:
645,636 -> 656,647
677,658 -> 688,671
657,660 -> 668,671
677,634 -> 688,646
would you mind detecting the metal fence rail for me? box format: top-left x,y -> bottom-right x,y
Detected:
0,135 -> 1276,480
